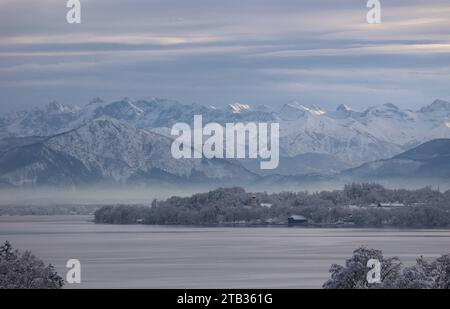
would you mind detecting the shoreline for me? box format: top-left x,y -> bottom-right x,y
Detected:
2,214 -> 450,230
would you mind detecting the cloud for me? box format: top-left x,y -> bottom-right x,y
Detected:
260,66 -> 450,82
254,44 -> 450,58
0,34 -> 225,46
0,0 -> 449,112
269,81 -> 419,96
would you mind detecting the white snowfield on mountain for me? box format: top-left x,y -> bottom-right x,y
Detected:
228,103 -> 251,114
1,98 -> 450,167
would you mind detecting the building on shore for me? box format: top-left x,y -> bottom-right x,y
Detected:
376,202 -> 406,210
288,215 -> 308,226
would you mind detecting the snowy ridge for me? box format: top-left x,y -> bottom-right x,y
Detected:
228,103 -> 251,113
1,98 -> 450,169
0,118 -> 258,186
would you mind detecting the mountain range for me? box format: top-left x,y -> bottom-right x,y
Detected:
0,119 -> 258,187
342,138 -> 450,180
0,98 -> 449,187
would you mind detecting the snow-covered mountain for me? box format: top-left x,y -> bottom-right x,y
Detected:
277,100 -> 450,163
238,153 -> 352,176
0,119 -> 258,187
341,138 -> 450,180
1,98 -> 450,172
275,102 -> 404,164
333,104 -> 362,119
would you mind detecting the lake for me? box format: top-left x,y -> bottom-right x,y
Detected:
1,215 -> 450,289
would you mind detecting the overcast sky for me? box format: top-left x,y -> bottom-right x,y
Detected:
1,0 -> 450,113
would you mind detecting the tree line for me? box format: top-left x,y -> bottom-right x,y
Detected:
94,183 -> 450,227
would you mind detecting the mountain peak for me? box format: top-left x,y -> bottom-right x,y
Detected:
342,138 -> 450,180
89,97 -> 104,105
336,104 -> 353,112
229,103 -> 251,113
420,99 -> 450,113
45,101 -> 71,113
278,102 -> 326,120
395,138 -> 450,160
286,102 -> 325,115
308,105 -> 326,115
153,97 -> 172,103
383,102 -> 399,110
100,99 -> 145,117
363,102 -> 401,115
334,103 -> 361,119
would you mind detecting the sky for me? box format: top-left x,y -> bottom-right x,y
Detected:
1,0 -> 450,113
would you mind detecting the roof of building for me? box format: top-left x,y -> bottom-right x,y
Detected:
289,215 -> 307,221
378,202 -> 405,207
260,203 -> 273,207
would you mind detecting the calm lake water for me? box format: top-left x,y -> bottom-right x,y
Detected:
1,215 -> 450,289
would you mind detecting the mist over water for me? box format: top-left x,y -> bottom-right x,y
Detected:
0,187 -> 208,206
1,179 -> 448,207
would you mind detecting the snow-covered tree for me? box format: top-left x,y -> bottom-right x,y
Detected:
0,241 -> 64,289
